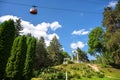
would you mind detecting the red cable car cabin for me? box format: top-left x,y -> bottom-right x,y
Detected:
30,7 -> 37,15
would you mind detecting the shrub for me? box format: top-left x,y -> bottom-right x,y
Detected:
96,72 -> 105,78
82,74 -> 86,77
67,60 -> 74,64
87,74 -> 92,78
57,72 -> 64,79
68,73 -> 73,79
73,73 -> 81,79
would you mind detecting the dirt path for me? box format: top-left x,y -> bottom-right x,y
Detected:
87,64 -> 100,72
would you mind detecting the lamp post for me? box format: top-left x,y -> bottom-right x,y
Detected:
66,71 -> 68,80
63,58 -> 68,80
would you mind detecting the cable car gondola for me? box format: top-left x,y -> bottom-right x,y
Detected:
30,6 -> 38,15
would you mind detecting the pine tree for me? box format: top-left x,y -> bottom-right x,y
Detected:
23,36 -> 36,80
6,36 -> 27,80
35,37 -> 48,69
47,36 -> 63,65
0,19 -> 15,79
14,19 -> 23,37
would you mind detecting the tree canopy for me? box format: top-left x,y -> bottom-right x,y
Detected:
88,27 -> 104,56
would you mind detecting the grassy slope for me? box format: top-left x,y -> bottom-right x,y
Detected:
32,63 -> 120,80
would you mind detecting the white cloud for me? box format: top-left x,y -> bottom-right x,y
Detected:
72,29 -> 89,35
70,41 -> 85,49
50,21 -> 62,31
0,15 -> 62,46
35,22 -> 50,32
0,15 -> 20,22
107,1 -> 118,8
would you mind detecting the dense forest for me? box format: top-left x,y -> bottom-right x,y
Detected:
0,0 -> 120,80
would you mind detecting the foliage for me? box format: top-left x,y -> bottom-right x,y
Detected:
35,37 -> 48,69
33,63 -> 120,80
87,0 -> 120,65
67,60 -> 74,64
102,1 -> 120,65
0,19 -> 16,79
14,19 -> 23,37
23,36 -> 36,80
47,36 -> 64,65
34,36 -> 69,69
5,36 -> 27,80
96,72 -> 105,78
61,51 -> 70,58
88,27 -> 104,56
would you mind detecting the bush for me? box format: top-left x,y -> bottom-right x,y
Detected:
82,74 -> 86,77
51,73 -> 58,79
73,73 -> 81,79
62,64 -> 67,67
67,60 -> 74,64
87,74 -> 92,78
57,72 -> 64,79
68,73 -> 73,79
96,72 -> 105,78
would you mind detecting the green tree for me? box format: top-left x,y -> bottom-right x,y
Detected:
14,19 -> 23,37
23,36 -> 36,80
104,31 -> 120,64
102,1 -> 120,65
47,36 -> 63,65
61,51 -> 70,58
88,27 -> 104,56
5,36 -> 27,80
0,19 -> 15,79
35,37 -> 48,69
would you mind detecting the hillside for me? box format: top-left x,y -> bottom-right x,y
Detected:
32,63 -> 120,80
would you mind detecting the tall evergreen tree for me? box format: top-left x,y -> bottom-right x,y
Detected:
5,36 -> 27,80
23,36 -> 36,80
47,36 -> 63,65
0,19 -> 15,79
35,37 -> 48,69
14,19 -> 23,37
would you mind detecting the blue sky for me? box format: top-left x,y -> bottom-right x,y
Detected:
0,0 -> 118,59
